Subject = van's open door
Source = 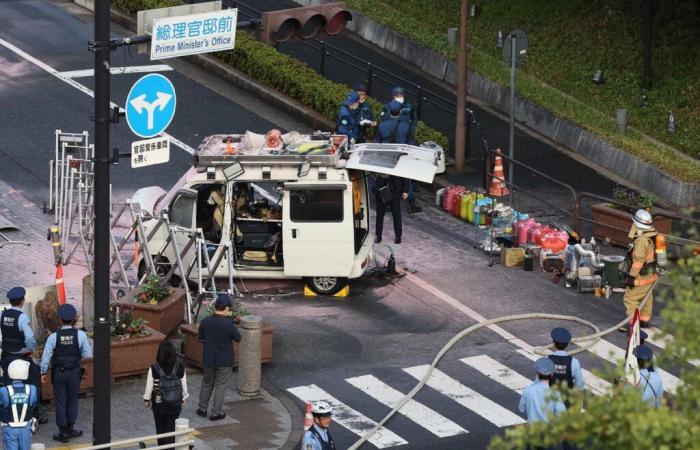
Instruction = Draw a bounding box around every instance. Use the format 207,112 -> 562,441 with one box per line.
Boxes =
282,183 -> 354,277
345,143 -> 439,183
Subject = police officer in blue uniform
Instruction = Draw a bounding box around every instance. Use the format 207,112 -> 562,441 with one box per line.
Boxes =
380,86 -> 417,141
351,83 -> 376,143
635,345 -> 663,408
302,401 -> 336,450
335,91 -> 361,142
1,287 -> 36,386
0,359 -> 38,450
548,327 -> 584,392
39,304 -> 92,443
519,357 -> 566,424
376,101 -> 410,144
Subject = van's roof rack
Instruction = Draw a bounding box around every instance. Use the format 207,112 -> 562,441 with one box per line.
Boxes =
193,132 -> 348,167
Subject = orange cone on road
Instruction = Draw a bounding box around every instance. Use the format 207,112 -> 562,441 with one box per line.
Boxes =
55,264 -> 66,305
489,148 -> 510,197
303,402 -> 313,431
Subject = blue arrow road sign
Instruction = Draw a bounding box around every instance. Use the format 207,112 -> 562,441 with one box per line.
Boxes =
125,73 -> 176,138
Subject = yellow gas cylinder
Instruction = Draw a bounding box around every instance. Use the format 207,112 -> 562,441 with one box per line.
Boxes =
459,191 -> 471,221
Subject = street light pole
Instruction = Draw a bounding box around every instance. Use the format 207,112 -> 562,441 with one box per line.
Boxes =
92,0 -> 111,443
454,0 -> 469,171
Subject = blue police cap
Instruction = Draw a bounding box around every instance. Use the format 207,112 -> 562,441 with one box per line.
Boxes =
534,357 -> 555,375
639,330 -> 648,341
551,327 -> 572,344
215,293 -> 232,308
345,91 -> 360,105
391,86 -> 404,96
634,345 -> 653,361
58,304 -> 77,321
388,100 -> 402,114
6,287 -> 26,302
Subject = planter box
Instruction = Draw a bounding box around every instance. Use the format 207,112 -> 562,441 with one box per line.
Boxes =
116,288 -> 187,336
591,203 -> 672,247
41,327 -> 165,400
180,322 -> 275,369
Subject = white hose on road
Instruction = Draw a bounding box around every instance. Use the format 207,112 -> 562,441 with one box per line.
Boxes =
346,281 -> 656,450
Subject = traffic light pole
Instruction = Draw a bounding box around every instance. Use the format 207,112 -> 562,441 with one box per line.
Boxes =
92,0 -> 111,443
454,0 -> 469,171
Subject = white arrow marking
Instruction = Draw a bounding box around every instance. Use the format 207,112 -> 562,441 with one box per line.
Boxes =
129,92 -> 173,130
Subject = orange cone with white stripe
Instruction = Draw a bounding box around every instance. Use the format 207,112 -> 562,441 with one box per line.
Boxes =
134,229 -> 140,267
303,402 -> 313,431
55,264 -> 66,305
489,148 -> 510,197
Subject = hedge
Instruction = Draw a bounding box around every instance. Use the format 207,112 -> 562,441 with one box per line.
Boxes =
111,0 -> 449,154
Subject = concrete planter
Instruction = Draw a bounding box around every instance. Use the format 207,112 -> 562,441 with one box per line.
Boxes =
591,203 -> 672,247
180,322 -> 275,369
116,288 -> 186,336
41,327 -> 165,400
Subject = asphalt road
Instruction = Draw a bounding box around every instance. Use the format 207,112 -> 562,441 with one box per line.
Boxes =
0,1 -> 689,450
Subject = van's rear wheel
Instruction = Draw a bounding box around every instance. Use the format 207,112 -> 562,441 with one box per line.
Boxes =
304,277 -> 348,296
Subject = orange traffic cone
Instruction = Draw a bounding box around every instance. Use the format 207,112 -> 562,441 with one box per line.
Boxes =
55,264 -> 66,305
489,148 -> 510,197
303,402 -> 313,431
134,229 -> 140,267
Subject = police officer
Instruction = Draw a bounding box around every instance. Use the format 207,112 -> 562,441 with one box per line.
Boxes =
0,359 -> 38,450
1,287 -> 36,385
39,304 -> 92,443
380,86 -> 417,141
548,327 -> 584,392
335,91 -> 360,142
302,400 -> 336,450
635,345 -> 663,408
352,83 -> 376,143
519,357 -> 566,424
620,209 -> 658,331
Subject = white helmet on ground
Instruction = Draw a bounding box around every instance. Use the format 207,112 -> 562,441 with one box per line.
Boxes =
8,359 -> 30,381
311,400 -> 333,416
633,209 -> 653,230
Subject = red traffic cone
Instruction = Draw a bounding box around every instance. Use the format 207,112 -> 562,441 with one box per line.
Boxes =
489,148 -> 510,197
55,264 -> 66,305
303,402 -> 313,431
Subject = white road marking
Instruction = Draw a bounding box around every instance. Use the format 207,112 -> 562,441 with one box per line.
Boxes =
58,64 -> 173,78
0,37 -> 196,155
644,328 -> 698,366
586,338 -> 682,393
516,349 -> 611,395
287,384 -> 408,448
403,365 -> 526,427
345,374 -> 468,438
460,355 -> 531,394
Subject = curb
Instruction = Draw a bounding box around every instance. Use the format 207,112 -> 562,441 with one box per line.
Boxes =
262,376 -> 305,450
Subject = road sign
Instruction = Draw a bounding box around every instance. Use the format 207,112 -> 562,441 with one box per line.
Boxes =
125,74 -> 176,138
503,29 -> 528,67
131,136 -> 170,168
150,8 -> 238,61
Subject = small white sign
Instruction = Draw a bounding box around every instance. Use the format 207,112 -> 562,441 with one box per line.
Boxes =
150,9 -> 238,61
131,136 -> 170,168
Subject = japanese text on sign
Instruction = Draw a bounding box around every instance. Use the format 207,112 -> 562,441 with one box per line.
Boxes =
151,8 -> 238,60
131,136 -> 171,168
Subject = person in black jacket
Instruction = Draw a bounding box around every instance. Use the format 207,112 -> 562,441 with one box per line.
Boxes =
374,174 -> 408,244
196,294 -> 241,421
142,341 -> 188,447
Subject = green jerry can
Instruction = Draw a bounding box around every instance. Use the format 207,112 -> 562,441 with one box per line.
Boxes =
465,193 -> 483,224
459,191 -> 471,221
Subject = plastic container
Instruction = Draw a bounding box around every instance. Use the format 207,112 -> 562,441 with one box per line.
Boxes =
459,192 -> 471,221
443,186 -> 463,214
452,190 -> 467,217
516,218 -> 535,246
602,255 -> 625,287
527,223 -> 542,244
474,198 -> 493,226
465,193 -> 480,223
435,188 -> 445,207
532,226 -> 552,246
541,231 -> 567,253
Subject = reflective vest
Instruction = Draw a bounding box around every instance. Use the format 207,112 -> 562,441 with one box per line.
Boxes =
51,328 -> 81,370
0,309 -> 24,353
0,384 -> 33,427
307,424 -> 336,450
548,354 -> 574,389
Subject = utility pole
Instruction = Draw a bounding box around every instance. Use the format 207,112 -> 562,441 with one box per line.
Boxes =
92,0 -> 111,443
454,0 -> 469,171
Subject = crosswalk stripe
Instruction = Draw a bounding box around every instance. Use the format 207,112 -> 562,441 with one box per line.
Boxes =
345,374 -> 468,438
460,355 -> 531,394
516,350 -> 612,395
403,365 -> 526,427
287,384 -> 408,448
586,339 -> 683,393
644,328 -> 699,366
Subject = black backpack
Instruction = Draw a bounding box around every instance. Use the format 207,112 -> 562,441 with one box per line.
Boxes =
154,361 -> 183,413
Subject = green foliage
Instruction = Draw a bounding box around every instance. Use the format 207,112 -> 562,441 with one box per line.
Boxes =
612,186 -> 657,210
135,274 -> 173,304
111,304 -> 151,340
111,0 -> 181,14
489,220 -> 700,450
346,0 -> 700,181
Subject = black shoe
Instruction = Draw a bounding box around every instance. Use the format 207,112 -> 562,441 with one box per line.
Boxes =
139,442 -> 147,449
38,415 -> 48,425
640,320 -> 650,328
395,237 -> 401,244
53,431 -> 70,443
66,427 -> 83,439
196,408 -> 207,418
375,236 -> 382,243
209,413 -> 226,421
407,205 -> 422,214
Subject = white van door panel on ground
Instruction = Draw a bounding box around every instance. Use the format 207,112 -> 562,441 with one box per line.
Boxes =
345,143 -> 439,184
283,183 -> 354,277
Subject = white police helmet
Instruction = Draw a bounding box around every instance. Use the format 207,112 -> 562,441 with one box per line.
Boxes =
8,359 -> 30,381
311,400 -> 333,416
633,209 -> 653,230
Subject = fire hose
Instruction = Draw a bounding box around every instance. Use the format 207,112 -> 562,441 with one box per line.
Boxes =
347,280 -> 657,450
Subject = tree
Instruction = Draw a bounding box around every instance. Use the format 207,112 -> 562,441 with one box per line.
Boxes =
489,224 -> 700,450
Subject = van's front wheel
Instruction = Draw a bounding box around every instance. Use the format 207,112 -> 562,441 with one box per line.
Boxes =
304,277 -> 348,296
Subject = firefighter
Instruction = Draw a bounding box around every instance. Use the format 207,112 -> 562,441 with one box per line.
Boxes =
352,83 -> 376,143
620,209 -> 658,331
302,401 -> 336,450
335,92 -> 360,142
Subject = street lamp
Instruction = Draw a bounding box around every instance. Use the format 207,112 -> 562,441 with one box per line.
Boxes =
497,30 -> 503,48
667,112 -> 676,133
637,93 -> 649,107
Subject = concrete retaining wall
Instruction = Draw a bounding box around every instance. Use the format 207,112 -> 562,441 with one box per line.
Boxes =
293,0 -> 700,207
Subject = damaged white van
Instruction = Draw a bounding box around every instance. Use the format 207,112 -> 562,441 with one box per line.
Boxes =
131,131 -> 443,295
